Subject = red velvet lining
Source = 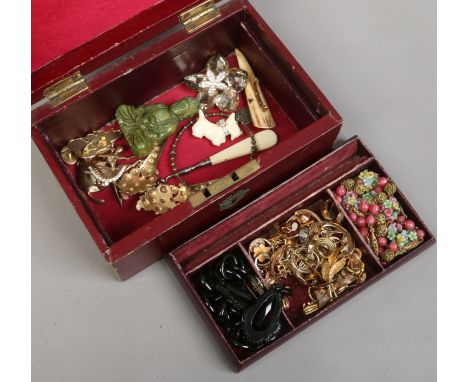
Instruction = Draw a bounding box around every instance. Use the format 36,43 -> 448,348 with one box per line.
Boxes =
32,0 -> 163,71
63,54 -> 298,243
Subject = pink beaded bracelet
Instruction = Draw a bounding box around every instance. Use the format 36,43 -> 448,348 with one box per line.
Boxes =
335,170 -> 425,262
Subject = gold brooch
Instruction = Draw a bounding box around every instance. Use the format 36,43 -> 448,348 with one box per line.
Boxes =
249,200 -> 367,316
136,184 -> 190,215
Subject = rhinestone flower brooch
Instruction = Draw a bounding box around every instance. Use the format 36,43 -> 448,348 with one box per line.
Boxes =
184,55 -> 248,112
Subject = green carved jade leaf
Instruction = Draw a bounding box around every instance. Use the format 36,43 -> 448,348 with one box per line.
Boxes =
116,97 -> 200,158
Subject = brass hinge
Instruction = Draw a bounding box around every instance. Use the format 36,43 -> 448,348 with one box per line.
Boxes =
43,71 -> 89,107
179,0 -> 221,33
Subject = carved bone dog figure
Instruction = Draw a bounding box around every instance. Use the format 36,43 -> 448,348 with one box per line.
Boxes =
192,110 -> 243,146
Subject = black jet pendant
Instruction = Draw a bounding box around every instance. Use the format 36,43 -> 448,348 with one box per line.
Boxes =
198,253 -> 291,350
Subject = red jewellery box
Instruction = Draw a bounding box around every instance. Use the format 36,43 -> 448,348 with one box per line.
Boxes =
32,0 -> 342,280
32,0 -> 434,371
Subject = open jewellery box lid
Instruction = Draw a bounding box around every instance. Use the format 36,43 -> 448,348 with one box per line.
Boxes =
31,0 -> 227,107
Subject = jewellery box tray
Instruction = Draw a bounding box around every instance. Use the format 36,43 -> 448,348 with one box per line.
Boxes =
168,136 -> 435,370
31,0 -> 341,280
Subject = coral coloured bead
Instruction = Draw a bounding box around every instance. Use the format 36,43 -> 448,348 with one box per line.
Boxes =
417,229 -> 426,240
359,200 -> 369,213
369,204 -> 380,214
349,212 -> 358,222
389,242 -> 399,252
356,217 -> 367,227
397,215 -> 406,223
335,185 -> 346,197
404,219 -> 415,231
366,215 -> 376,226
359,227 -> 369,237
378,177 -> 389,187
378,237 -> 388,247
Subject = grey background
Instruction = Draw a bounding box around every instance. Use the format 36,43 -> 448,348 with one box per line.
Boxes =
32,0 -> 436,381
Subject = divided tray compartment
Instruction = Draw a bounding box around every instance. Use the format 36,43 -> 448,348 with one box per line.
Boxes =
182,243 -> 295,365
322,159 -> 434,269
169,137 -> 435,370
31,0 -> 342,278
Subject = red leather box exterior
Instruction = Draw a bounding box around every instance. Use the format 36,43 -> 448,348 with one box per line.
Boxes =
169,136 -> 435,370
31,0 -> 342,280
